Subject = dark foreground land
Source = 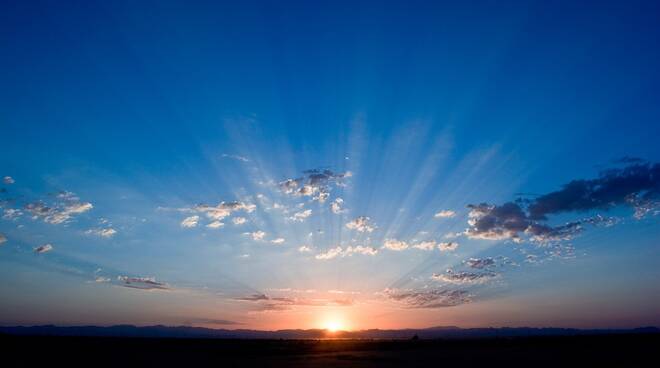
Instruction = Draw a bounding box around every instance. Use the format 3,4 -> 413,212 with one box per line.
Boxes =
3,333 -> 658,367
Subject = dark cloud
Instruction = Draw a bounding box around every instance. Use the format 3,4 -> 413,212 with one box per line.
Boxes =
117,276 -> 169,290
528,162 -> 660,220
279,169 -> 351,203
432,269 -> 499,284
383,288 -> 471,308
464,257 -> 495,269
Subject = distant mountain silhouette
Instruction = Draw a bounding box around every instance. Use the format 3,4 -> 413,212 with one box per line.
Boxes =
1,325 -> 658,339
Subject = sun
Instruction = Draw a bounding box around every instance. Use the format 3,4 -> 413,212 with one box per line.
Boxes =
324,320 -> 344,332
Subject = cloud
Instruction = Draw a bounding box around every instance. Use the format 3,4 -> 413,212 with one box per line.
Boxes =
34,243 -> 53,253
117,276 -> 169,290
346,216 -> 376,233
94,276 -> 111,283
181,215 -> 200,228
412,240 -> 437,251
234,292 -> 354,311
527,162 -> 660,220
383,239 -> 409,251
192,201 -> 256,221
438,242 -> 459,251
206,221 -> 224,229
85,228 -> 117,238
246,230 -> 266,241
235,293 -> 269,301
3,176 -> 14,185
383,288 -> 471,308
271,237 -> 285,245
315,245 -> 378,260
3,208 -> 23,220
221,153 -> 250,162
25,191 -> 93,225
232,217 -> 247,225
0,233 -> 6,245
279,169 -> 352,203
434,210 -> 456,218
289,209 -> 312,222
184,318 -> 242,326
464,257 -> 495,269
330,198 -> 345,214
298,245 -> 312,253
431,269 -> 499,284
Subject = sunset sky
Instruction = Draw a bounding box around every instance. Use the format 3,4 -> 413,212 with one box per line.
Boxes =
1,1 -> 660,331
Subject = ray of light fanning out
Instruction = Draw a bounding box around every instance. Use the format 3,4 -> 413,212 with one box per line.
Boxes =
1,0 -> 660,330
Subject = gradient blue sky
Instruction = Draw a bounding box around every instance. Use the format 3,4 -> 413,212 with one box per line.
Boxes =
1,0 -> 660,330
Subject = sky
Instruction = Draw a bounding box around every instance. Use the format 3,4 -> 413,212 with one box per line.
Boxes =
1,0 -> 660,331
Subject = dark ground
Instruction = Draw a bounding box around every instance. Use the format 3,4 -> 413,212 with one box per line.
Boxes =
2,333 -> 657,367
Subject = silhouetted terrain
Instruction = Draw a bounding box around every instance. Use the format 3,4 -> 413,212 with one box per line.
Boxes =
2,327 -> 659,367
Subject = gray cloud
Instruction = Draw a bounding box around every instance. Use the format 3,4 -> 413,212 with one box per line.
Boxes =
117,276 -> 169,290
34,243 -> 53,254
25,191 -> 93,225
383,288 -> 471,308
431,269 -> 499,284
464,257 -> 495,269
279,169 -> 352,203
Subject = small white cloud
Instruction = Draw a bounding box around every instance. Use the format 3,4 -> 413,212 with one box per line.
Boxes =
383,239 -> 409,251
181,215 -> 200,228
412,240 -> 437,251
221,153 -> 250,162
206,221 -> 225,229
232,217 -> 247,225
346,216 -> 375,233
330,198 -> 345,214
95,276 -> 111,283
2,208 -> 22,220
34,243 -> 53,253
289,209 -> 312,222
315,245 -> 378,260
434,210 -> 456,218
438,242 -> 459,251
85,228 -> 117,238
3,176 -> 15,185
246,230 -> 266,241
271,237 -> 285,245
298,245 -> 312,253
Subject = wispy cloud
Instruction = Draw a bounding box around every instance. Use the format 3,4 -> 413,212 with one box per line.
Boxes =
434,210 -> 456,218
315,245 -> 378,260
383,288 -> 471,308
221,153 -> 250,162
25,191 -> 93,225
180,215 -> 200,228
85,228 -> 117,238
117,276 -> 169,290
289,209 -> 312,222
431,269 -> 499,284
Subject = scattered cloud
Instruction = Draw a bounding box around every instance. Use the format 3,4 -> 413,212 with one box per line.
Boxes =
298,245 -> 312,253
3,176 -> 14,185
234,292 -> 354,311
181,215 -> 200,228
346,216 -> 376,233
232,217 -> 247,225
432,269 -> 499,284
2,208 -> 22,220
85,228 -> 117,238
34,243 -> 53,253
271,237 -> 285,245
434,210 -> 456,218
192,201 -> 256,221
383,239 -> 409,251
279,169 -> 352,203
117,276 -> 169,290
315,245 -> 378,260
221,153 -> 250,162
25,191 -> 93,225
206,221 -> 224,229
438,241 -> 459,251
464,257 -> 495,269
246,230 -> 266,241
289,209 -> 312,222
383,288 -> 471,308
330,198 -> 345,214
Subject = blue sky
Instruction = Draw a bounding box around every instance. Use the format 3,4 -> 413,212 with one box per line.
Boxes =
1,0 -> 660,330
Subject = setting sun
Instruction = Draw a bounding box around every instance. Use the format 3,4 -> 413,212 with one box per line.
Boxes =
323,320 -> 344,332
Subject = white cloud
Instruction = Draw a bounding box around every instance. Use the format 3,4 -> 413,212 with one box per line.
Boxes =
206,221 -> 224,229
3,176 -> 14,185
191,201 -> 256,222
289,209 -> 312,222
383,239 -> 409,251
232,217 -> 247,225
345,216 -> 375,233
412,240 -> 437,251
25,192 -> 93,225
221,153 -> 250,162
3,208 -> 22,220
246,230 -> 266,241
434,210 -> 456,218
438,242 -> 459,251
271,237 -> 285,245
181,215 -> 200,228
298,245 -> 312,253
85,228 -> 117,238
315,245 -> 378,260
330,198 -> 345,214
34,243 -> 53,253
